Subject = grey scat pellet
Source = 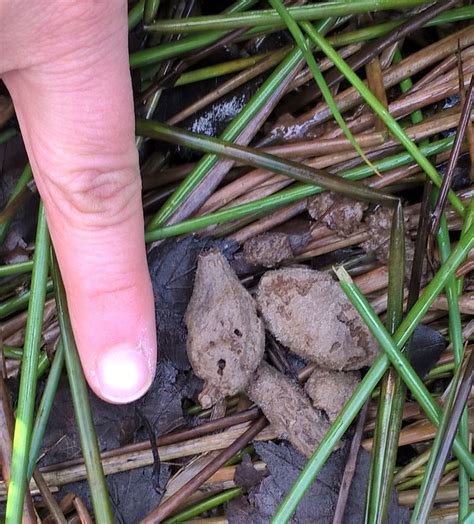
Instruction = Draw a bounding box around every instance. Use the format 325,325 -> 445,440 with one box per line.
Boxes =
256,267 -> 379,370
186,250 -> 265,408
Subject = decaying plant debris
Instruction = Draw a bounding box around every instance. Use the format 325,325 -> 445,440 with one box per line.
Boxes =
243,231 -> 294,267
0,0 -> 473,521
308,192 -> 368,237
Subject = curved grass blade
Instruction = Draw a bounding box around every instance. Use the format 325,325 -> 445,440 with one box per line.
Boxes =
141,136 -> 454,243
300,23 -> 465,217
271,229 -> 474,523
51,252 -> 113,523
6,203 -> 50,523
267,0 -> 379,176
137,120 -> 397,207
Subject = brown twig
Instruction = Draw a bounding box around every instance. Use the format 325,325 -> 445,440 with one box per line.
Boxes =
73,497 -> 94,524
408,180 -> 433,309
332,401 -> 370,524
288,0 -> 458,114
286,27 -> 474,139
458,43 -> 474,180
140,416 -> 267,523
365,56 -> 389,133
41,407 -> 260,473
33,469 -> 67,524
428,75 -> 474,255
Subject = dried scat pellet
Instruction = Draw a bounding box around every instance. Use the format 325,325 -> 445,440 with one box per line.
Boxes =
186,250 -> 265,408
246,362 -> 330,458
305,368 -> 360,422
257,267 -> 379,370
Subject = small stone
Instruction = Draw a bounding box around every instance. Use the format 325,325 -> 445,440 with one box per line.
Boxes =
256,267 -> 378,370
186,250 -> 265,408
305,369 -> 360,422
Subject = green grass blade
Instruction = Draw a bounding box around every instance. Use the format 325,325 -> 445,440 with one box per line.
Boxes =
130,0 -> 258,68
6,203 -> 50,523
51,252 -> 113,523
146,1 -> 428,33
140,135 -> 454,243
137,120 -> 397,207
268,0 -> 379,175
143,0 -> 160,25
411,351 -> 474,522
335,270 -> 473,472
434,214 -> 470,519
173,51 -> 278,87
163,488 -> 242,523
301,23 -> 465,217
458,197 -> 474,295
0,164 -> 32,245
365,202 -> 405,523
366,47 -> 427,522
27,342 -> 64,479
128,0 -> 145,31
145,17 -> 334,230
0,280 -> 54,319
0,260 -> 33,277
2,347 -> 49,378
271,227 -> 474,522
327,6 -> 474,47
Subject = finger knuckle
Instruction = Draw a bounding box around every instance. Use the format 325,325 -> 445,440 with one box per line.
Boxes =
48,167 -> 141,228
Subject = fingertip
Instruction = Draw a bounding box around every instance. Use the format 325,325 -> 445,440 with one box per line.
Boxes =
93,342 -> 155,404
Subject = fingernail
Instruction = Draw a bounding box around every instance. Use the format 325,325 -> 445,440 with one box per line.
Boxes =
95,344 -> 152,404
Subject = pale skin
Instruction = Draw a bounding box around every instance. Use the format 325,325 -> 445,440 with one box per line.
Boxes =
0,1 -> 157,403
